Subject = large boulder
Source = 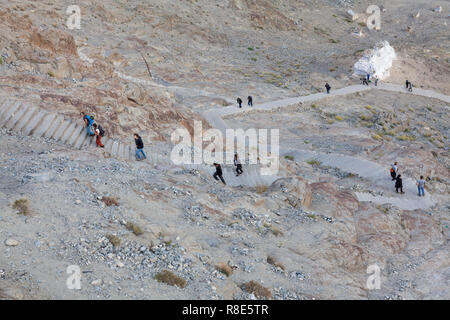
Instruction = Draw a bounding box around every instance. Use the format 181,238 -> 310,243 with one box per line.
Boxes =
269,176 -> 312,208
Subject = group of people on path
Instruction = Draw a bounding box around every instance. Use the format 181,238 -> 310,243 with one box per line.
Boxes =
212,153 -> 244,185
81,112 -> 105,148
390,162 -> 426,197
237,96 -> 253,108
81,112 -> 147,161
361,73 -> 378,86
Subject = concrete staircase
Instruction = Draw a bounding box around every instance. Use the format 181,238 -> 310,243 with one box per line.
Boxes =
0,98 -> 145,161
0,97 -> 276,187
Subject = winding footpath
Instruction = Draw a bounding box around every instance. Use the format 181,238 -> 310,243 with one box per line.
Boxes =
202,83 -> 449,210
1,75 -> 448,209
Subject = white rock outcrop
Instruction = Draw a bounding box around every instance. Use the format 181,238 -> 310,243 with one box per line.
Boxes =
353,41 -> 396,80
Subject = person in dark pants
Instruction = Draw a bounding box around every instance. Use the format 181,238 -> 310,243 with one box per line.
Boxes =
405,80 -> 409,89
234,153 -> 243,176
237,98 -> 243,108
213,163 -> 226,185
362,78 -> 368,86
325,83 -> 331,94
134,133 -> 147,161
247,96 -> 253,107
408,82 -> 413,92
395,174 -> 404,193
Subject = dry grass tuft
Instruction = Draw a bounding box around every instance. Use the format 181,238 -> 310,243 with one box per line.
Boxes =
255,185 -> 268,194
267,255 -> 285,271
106,234 -> 121,247
12,198 -> 30,215
270,226 -> 284,237
241,281 -> 272,299
126,222 -> 143,236
102,196 -> 119,206
154,270 -> 186,288
215,262 -> 233,277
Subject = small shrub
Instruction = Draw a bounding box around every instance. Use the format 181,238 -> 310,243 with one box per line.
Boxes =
366,105 -> 372,110
327,119 -> 334,124
386,130 -> 395,136
0,57 -> 3,65
371,134 -> 382,141
306,159 -> 320,166
12,198 -> 30,215
307,213 -> 317,220
267,256 -> 285,271
358,22 -> 366,27
126,222 -> 143,235
106,234 -> 121,247
397,135 -> 415,141
241,281 -> 272,299
102,196 -> 119,206
335,115 -> 343,121
215,262 -> 233,277
284,155 -> 294,161
155,270 -> 186,288
247,47 -> 254,51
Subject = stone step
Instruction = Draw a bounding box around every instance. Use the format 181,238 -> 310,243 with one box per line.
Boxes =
81,134 -> 95,149
104,138 -> 113,154
125,145 -> 132,161
32,113 -> 57,137
0,98 -> 10,116
13,107 -> 39,132
0,101 -> 22,127
44,115 -> 65,139
111,140 -> 119,157
118,143 -> 125,159
53,119 -> 71,141
4,103 -> 28,130
23,110 -> 48,136
68,125 -> 84,147
73,127 -> 90,149
60,121 -> 79,144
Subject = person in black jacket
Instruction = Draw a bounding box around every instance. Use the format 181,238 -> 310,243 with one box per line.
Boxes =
134,133 -> 147,161
213,163 -> 226,185
325,83 -> 331,94
395,174 -> 404,193
247,96 -> 253,107
237,97 -> 243,108
234,153 -> 243,176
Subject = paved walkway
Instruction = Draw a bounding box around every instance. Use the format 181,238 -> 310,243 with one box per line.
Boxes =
202,83 -> 449,209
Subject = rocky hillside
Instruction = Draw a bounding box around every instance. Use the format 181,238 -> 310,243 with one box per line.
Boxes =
0,0 -> 448,300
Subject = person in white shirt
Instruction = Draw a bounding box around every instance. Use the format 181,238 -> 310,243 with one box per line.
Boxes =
234,153 -> 243,176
